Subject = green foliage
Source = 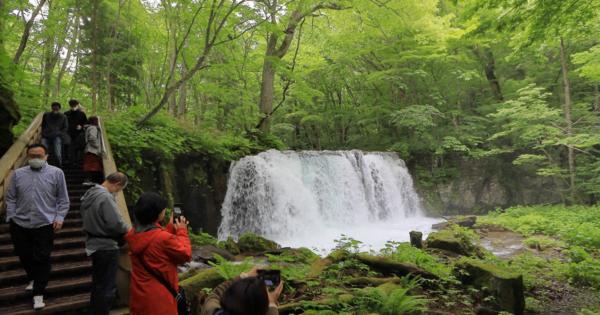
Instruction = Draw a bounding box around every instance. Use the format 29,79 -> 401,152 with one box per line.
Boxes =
567,247 -> 600,289
189,232 -> 218,247
207,254 -> 253,280
351,280 -> 428,315
523,235 -> 566,251
479,205 -> 600,249
380,242 -> 452,279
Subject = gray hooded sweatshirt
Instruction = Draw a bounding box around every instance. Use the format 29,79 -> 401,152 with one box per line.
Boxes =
80,184 -> 129,255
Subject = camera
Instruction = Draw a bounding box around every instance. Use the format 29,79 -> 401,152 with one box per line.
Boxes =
257,269 -> 281,287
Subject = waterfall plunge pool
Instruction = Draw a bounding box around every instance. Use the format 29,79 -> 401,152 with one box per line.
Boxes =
218,150 -> 442,254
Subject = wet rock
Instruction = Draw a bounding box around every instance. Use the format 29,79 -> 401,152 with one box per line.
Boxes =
455,258 -> 525,315
179,268 -> 225,294
409,231 -> 423,248
237,233 -> 280,253
432,215 -> 477,230
194,245 -> 234,263
426,228 -> 479,256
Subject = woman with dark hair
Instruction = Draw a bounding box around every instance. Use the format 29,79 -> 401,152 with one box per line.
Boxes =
82,116 -> 104,185
126,192 -> 192,315
200,266 -> 283,315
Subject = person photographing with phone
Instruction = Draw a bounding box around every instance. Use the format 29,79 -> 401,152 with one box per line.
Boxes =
126,192 -> 192,315
200,266 -> 284,315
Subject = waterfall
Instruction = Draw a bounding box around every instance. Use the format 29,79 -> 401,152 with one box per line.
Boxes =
218,150 -> 439,252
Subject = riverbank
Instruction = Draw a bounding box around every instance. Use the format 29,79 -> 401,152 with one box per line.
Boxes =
180,205 -> 600,314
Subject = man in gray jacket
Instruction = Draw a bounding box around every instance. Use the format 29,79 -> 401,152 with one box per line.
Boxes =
80,172 -> 129,315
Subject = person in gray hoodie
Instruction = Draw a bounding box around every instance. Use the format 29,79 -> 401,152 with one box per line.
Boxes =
80,172 -> 130,315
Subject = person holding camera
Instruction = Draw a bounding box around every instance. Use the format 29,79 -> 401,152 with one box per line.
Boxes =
200,266 -> 284,315
126,192 -> 192,315
80,172 -> 130,315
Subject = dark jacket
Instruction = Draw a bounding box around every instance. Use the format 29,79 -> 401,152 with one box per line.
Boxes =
64,109 -> 88,136
42,111 -> 68,138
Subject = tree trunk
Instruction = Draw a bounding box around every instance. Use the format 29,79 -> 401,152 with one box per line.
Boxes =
559,37 -> 576,203
473,45 -> 503,101
90,0 -> 100,113
13,0 -> 47,64
594,84 -> 599,112
258,51 -> 277,132
56,14 -> 79,98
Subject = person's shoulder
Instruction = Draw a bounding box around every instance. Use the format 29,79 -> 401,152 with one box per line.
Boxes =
14,165 -> 30,175
45,165 -> 65,176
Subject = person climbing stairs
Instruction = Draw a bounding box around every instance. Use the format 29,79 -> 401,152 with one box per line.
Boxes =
0,166 -> 92,314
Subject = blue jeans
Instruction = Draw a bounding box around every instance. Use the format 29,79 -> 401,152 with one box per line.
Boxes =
42,136 -> 62,166
90,249 -> 120,315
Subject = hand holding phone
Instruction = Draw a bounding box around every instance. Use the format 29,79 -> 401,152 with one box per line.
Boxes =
257,269 -> 281,287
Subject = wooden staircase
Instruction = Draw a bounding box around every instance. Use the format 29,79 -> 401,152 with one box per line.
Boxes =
0,114 -> 132,314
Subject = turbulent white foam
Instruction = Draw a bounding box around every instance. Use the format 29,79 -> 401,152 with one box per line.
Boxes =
218,150 -> 440,253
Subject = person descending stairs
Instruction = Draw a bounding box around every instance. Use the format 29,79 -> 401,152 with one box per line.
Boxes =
0,165 -> 93,314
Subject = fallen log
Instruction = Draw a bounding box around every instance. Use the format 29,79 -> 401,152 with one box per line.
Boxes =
356,254 -> 438,279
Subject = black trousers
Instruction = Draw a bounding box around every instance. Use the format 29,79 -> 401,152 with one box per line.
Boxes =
90,249 -> 120,315
9,222 -> 54,295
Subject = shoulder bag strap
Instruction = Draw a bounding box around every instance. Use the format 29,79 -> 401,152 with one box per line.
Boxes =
136,232 -> 179,298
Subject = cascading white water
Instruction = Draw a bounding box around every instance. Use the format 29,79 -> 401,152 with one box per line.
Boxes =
218,150 -> 440,253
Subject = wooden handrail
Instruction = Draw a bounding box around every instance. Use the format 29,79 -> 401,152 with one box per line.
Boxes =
98,117 -> 131,225
0,113 -> 44,217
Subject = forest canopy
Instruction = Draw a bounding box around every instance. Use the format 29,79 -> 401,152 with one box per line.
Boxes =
1,0 -> 599,203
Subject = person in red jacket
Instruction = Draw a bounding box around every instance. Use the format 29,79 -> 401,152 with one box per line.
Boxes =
125,192 -> 192,315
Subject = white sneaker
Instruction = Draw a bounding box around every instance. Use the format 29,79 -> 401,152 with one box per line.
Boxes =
33,295 -> 45,310
25,281 -> 33,291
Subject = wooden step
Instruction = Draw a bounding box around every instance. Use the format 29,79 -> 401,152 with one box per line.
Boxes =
0,248 -> 87,272
0,292 -> 89,315
0,276 -> 91,306
0,227 -> 85,245
0,236 -> 85,256
0,219 -> 82,234
0,261 -> 92,287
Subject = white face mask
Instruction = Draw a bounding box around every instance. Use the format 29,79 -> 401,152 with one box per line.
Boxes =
28,158 -> 46,170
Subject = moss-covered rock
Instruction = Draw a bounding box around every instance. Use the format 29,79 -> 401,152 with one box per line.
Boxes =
179,268 -> 225,295
217,236 -> 240,255
237,233 -> 280,253
194,245 -> 234,263
454,258 -> 525,315
426,226 -> 480,256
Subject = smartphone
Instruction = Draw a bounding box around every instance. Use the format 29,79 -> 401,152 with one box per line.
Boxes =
257,269 -> 281,287
173,206 -> 182,220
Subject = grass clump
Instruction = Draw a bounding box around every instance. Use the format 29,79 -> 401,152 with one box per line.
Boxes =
380,242 -> 453,279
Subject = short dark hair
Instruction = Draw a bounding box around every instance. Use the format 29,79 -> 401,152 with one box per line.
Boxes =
68,99 -> 79,107
106,172 -> 128,186
27,143 -> 47,154
134,192 -> 168,225
88,116 -> 99,126
51,102 -> 61,109
221,277 -> 269,315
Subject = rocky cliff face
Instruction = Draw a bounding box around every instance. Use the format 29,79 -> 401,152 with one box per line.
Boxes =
418,158 -> 563,215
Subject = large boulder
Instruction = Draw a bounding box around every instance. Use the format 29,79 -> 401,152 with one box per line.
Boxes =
426,227 -> 480,257
179,268 -> 225,295
455,258 -> 525,315
237,233 -> 280,253
432,215 -> 477,230
194,245 -> 234,263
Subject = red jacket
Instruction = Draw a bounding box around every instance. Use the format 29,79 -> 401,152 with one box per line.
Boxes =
125,224 -> 192,315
